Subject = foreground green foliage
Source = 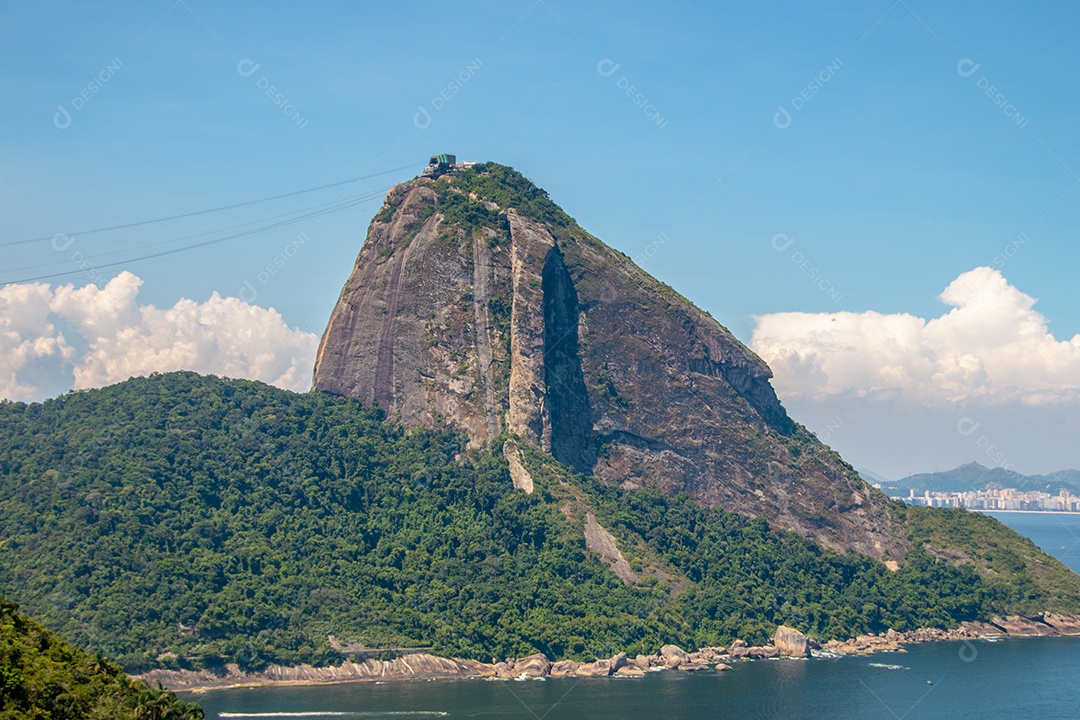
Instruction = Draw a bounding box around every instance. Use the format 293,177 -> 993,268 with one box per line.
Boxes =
0,595 -> 202,719
1,373 -> 1077,673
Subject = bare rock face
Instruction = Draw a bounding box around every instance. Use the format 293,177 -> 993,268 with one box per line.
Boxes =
616,666 -> 646,677
583,513 -> 637,584
134,653 -> 494,691
515,653 -> 552,677
549,659 -> 580,677
746,646 -> 779,659
679,662 -> 711,671
313,183 -> 503,444
312,164 -> 907,561
1042,613 -> 1080,635
505,211 -> 556,448
773,625 -> 811,657
572,658 -> 614,677
728,639 -> 749,659
503,439 -> 534,494
990,615 -> 1058,636
660,644 -> 689,662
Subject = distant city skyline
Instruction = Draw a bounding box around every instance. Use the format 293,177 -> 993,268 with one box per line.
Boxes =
898,486 -> 1080,513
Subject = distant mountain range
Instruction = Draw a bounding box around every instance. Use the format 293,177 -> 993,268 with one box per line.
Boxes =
862,462 -> 1080,496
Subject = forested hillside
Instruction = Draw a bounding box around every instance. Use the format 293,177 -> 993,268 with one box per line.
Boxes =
0,594 -> 202,719
1,373 -> 1077,672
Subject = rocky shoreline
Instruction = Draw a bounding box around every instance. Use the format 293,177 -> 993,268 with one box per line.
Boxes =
142,614 -> 1080,694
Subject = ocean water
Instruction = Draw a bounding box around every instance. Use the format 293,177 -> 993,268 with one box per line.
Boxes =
186,512 -> 1080,719
985,511 -> 1080,574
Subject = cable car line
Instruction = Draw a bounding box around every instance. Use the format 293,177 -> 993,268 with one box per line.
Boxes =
6,187 -> 389,275
3,185 -> 390,284
0,163 -> 414,248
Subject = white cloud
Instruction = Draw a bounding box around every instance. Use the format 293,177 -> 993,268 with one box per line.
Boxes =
751,267 -> 1080,476
0,272 -> 318,402
0,283 -> 76,401
751,267 -> 1080,406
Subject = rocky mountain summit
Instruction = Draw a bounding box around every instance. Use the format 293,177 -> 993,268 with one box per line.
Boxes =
314,162 -> 904,561
4,162 -> 1080,675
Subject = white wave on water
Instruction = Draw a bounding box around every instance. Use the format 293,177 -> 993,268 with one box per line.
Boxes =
218,712 -> 449,718
219,713 -> 355,718
867,663 -> 908,670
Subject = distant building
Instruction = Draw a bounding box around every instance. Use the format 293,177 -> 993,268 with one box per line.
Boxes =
421,153 -> 476,179
894,486 -> 1080,512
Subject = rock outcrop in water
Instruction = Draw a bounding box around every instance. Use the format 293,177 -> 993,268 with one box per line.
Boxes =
313,163 -> 905,560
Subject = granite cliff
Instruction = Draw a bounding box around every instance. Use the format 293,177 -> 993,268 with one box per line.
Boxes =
313,162 -> 905,561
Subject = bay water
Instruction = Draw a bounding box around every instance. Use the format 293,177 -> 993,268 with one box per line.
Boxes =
186,512 -> 1080,719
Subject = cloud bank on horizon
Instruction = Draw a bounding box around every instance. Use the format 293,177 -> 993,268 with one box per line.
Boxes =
2,265 -> 1076,476
751,267 -> 1080,408
0,271 -> 317,402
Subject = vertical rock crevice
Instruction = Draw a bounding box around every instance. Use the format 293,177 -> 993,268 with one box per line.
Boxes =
372,245 -> 409,410
471,232 -> 501,439
542,245 -> 595,473
505,212 -> 553,448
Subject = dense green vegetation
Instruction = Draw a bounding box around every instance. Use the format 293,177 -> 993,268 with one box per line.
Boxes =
0,594 -> 202,719
901,504 -> 1080,614
431,179 -> 506,236
1,373 -> 1077,674
0,374 -> 677,671
588,485 -> 991,645
441,163 -> 573,228
430,163 -> 590,247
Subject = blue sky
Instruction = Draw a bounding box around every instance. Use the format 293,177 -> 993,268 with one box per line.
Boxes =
2,1 -> 1078,477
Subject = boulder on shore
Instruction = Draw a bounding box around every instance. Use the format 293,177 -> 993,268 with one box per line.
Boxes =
773,625 -> 810,657
661,644 -> 688,669
616,666 -> 646,677
747,646 -> 779,659
573,659 -> 613,677
516,653 -> 551,677
728,640 -> 749,659
549,660 -> 580,677
697,646 -> 726,661
678,662 -> 711,671
660,644 -> 689,661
